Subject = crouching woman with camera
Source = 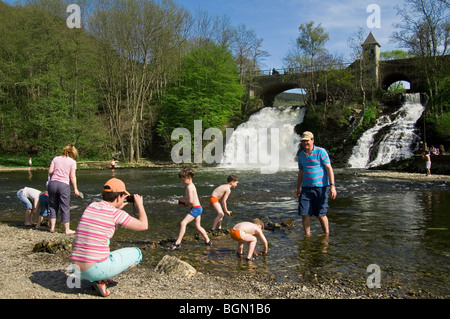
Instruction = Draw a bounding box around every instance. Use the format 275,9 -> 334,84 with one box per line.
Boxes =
70,178 -> 148,297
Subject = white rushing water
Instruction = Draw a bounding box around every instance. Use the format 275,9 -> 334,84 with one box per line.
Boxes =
219,106 -> 305,173
348,93 -> 424,168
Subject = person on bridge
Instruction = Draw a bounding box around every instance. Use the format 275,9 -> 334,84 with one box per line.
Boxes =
296,131 -> 337,236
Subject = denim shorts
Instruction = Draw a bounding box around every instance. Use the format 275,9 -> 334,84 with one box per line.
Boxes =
298,186 -> 329,217
17,189 -> 33,210
39,193 -> 50,217
78,247 -> 142,282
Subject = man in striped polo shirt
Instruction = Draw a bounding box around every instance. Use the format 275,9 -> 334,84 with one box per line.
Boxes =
296,131 -> 337,236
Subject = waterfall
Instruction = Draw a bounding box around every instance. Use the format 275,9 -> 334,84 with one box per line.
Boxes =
348,93 -> 424,168
219,106 -> 305,172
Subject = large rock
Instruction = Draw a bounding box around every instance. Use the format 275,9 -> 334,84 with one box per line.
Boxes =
155,255 -> 197,278
33,239 -> 72,254
282,217 -> 295,227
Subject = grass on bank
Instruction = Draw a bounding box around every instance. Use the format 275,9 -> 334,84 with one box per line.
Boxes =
0,155 -> 110,168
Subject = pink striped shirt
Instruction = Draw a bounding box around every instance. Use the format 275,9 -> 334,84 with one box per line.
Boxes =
71,201 -> 131,263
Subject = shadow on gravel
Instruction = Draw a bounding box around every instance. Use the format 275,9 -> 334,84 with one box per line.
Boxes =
30,269 -> 95,296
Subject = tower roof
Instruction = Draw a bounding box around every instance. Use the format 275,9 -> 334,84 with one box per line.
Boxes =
362,32 -> 381,47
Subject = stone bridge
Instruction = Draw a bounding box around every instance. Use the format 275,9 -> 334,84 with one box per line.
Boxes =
251,58 -> 430,107
251,33 -> 448,107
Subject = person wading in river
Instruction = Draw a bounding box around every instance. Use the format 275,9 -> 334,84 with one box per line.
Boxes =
296,131 -> 337,236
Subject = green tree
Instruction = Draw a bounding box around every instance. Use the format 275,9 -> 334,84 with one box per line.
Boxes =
157,43 -> 244,149
380,49 -> 409,60
296,21 -> 329,103
88,0 -> 188,163
392,0 -> 449,113
0,1 -> 108,159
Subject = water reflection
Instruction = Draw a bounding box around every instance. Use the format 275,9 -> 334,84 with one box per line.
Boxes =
0,168 -> 448,296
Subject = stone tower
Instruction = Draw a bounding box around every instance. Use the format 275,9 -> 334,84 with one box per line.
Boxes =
362,32 -> 381,89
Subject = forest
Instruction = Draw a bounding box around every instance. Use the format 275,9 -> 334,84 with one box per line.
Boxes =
0,0 -> 448,165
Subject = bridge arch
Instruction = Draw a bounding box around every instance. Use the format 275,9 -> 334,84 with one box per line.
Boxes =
252,72 -> 312,107
259,82 -> 307,107
380,72 -> 413,91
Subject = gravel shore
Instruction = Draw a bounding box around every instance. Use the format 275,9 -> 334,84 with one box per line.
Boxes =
1,167 -> 447,300
354,170 -> 450,183
0,221 -> 402,300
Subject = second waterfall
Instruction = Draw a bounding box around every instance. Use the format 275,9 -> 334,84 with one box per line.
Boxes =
348,93 -> 424,168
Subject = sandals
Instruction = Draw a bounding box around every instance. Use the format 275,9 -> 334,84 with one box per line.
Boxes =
236,252 -> 254,260
93,281 -> 110,297
168,243 -> 181,251
205,240 -> 213,246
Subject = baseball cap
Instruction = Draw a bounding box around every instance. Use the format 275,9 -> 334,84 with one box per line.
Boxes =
103,178 -> 130,195
301,131 -> 314,141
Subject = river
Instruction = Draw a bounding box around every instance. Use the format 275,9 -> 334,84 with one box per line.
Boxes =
0,167 -> 448,297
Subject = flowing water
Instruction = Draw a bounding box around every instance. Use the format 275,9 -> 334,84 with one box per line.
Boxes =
219,106 -> 305,172
1,167 -> 449,297
1,103 -> 448,297
349,93 -> 424,168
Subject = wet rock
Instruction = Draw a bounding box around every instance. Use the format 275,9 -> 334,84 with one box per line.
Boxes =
282,218 -> 295,227
155,255 -> 197,278
265,222 -> 281,231
208,229 -> 230,237
33,239 -> 72,254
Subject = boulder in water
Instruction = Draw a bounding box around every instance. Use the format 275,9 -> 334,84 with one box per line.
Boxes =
155,255 -> 197,278
282,218 -> 295,227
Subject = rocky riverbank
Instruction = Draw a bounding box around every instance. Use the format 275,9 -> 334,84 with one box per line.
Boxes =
1,222 -> 446,300
1,166 -> 448,300
354,170 -> 450,183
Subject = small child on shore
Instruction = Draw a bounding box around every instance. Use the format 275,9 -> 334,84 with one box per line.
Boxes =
210,175 -> 239,232
169,168 -> 212,250
35,191 -> 50,228
230,219 -> 268,261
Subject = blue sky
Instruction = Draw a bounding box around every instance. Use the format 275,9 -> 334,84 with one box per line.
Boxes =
175,0 -> 407,69
3,0 -> 407,69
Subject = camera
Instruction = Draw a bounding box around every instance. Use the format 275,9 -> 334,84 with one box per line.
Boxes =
125,195 -> 135,203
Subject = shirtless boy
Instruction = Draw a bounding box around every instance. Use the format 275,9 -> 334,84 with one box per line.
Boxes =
230,219 -> 268,260
210,175 -> 239,231
169,168 -> 212,250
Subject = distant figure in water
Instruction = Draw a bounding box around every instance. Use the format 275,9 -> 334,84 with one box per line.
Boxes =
422,151 -> 431,176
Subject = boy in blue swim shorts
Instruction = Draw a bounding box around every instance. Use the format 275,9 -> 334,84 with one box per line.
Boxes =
168,168 -> 212,250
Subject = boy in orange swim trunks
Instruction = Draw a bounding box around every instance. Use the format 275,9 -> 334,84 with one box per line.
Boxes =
230,219 -> 268,261
210,175 -> 239,231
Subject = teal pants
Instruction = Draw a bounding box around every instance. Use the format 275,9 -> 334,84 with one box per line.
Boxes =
79,247 -> 142,282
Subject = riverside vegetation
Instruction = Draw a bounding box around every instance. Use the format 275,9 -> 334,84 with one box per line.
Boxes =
0,0 -> 448,168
